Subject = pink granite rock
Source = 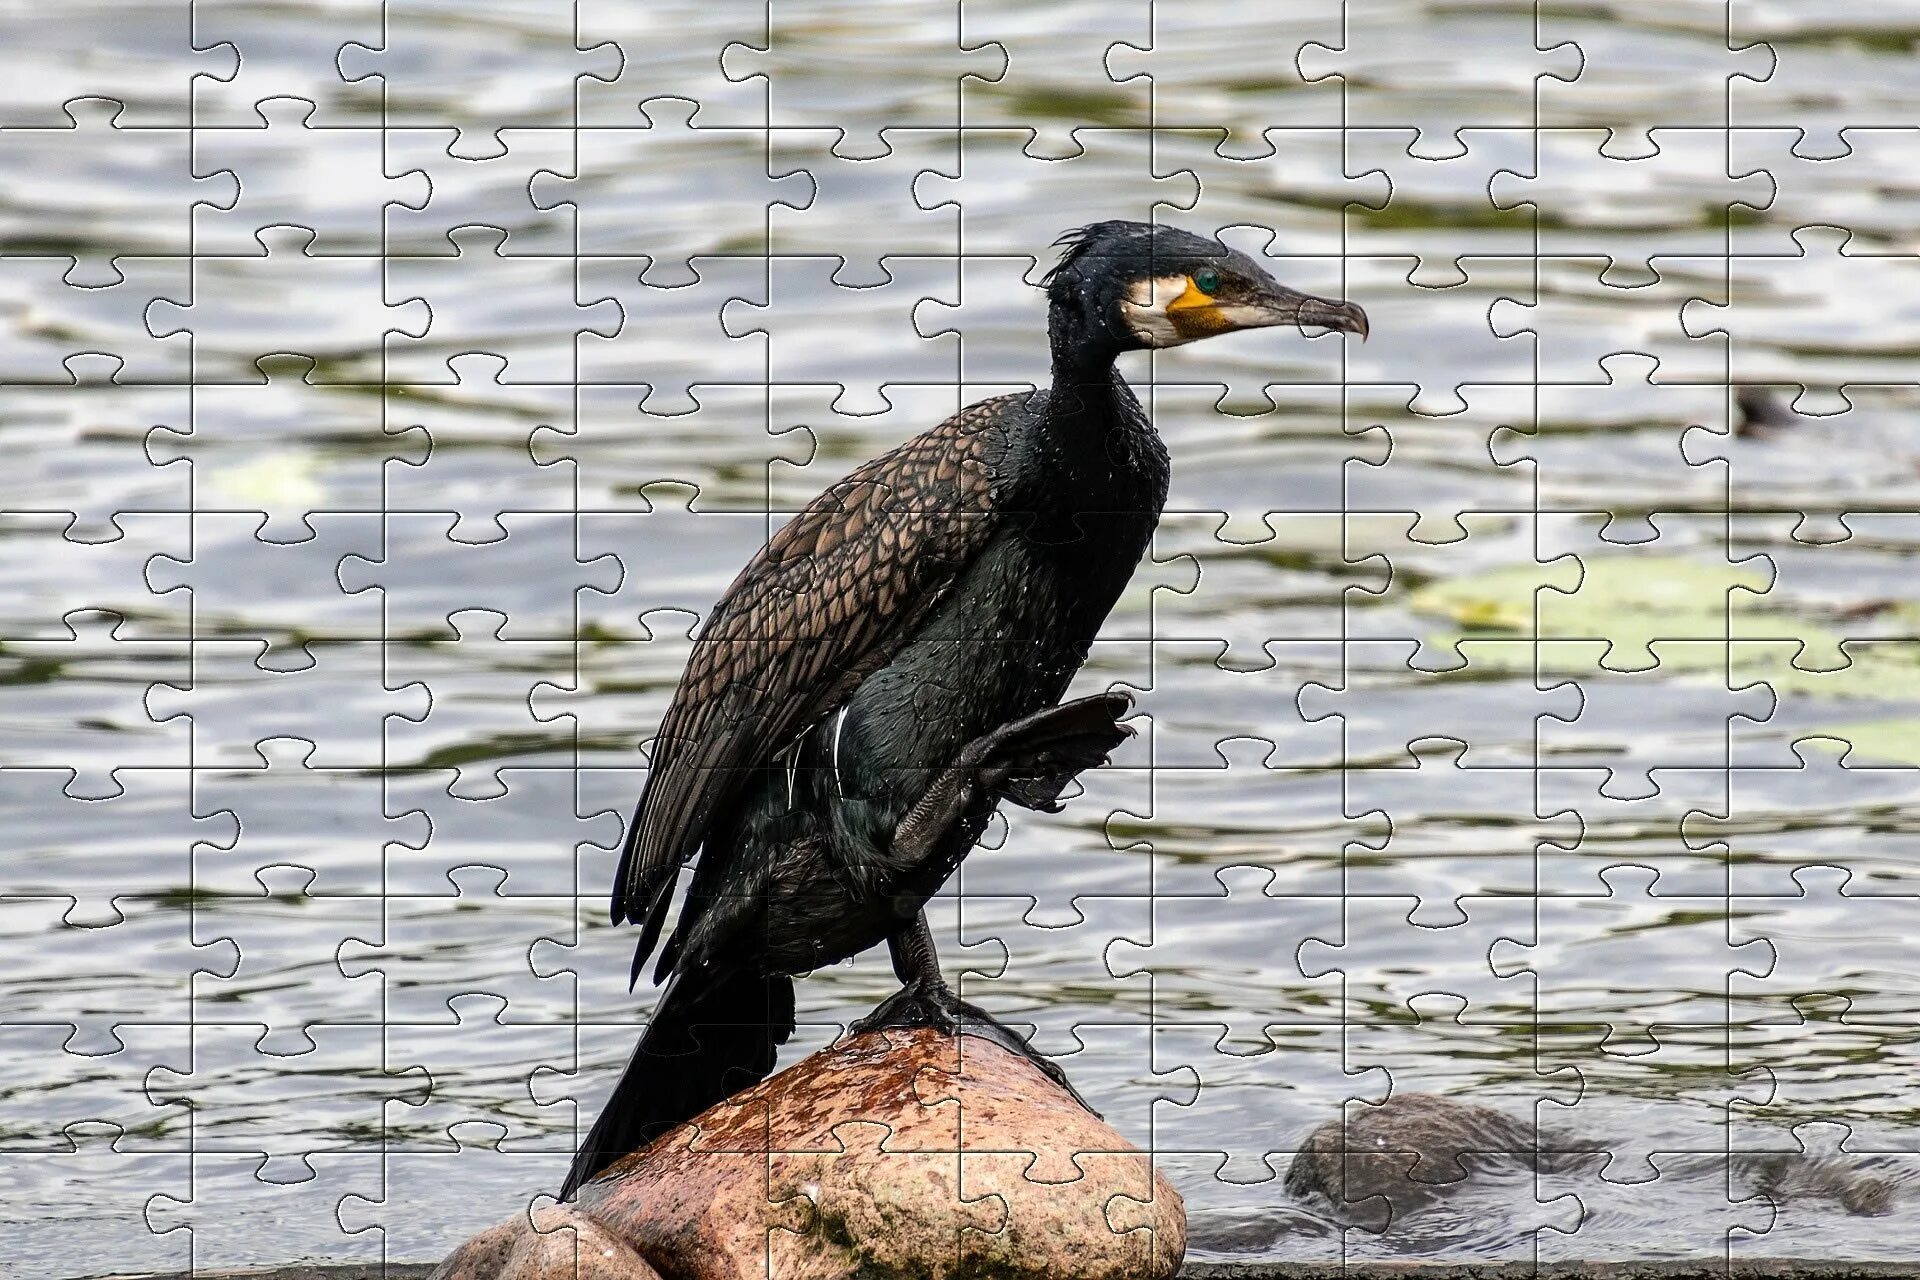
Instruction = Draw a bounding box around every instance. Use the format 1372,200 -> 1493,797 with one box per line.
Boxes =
431,1027 -> 1184,1280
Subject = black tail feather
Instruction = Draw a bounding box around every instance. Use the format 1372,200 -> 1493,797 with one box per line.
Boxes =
561,966 -> 796,1199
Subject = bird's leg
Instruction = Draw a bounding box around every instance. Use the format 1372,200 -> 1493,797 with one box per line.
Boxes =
852,913 -> 1098,1115
843,694 -> 1137,1117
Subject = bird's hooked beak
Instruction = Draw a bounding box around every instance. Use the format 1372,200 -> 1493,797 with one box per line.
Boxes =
1125,267 -> 1370,347
1223,281 -> 1370,341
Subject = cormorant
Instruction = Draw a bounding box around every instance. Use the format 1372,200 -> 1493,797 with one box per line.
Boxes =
563,220 -> 1369,1197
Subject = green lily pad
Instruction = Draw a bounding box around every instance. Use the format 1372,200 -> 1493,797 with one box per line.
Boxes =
1801,718 -> 1920,767
1416,555 -> 1920,695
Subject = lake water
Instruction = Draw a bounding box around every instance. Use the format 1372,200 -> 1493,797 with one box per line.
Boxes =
5,0 -> 1920,1274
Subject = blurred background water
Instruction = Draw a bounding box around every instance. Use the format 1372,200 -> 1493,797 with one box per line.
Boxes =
5,0 -> 1920,1273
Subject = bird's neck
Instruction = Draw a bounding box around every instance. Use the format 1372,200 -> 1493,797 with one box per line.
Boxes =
1044,305 -> 1140,438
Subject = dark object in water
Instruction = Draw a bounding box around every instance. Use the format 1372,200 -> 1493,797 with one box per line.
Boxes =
564,221 -> 1368,1197
1284,1092 -> 1562,1211
1734,385 -> 1804,438
1748,1152 -> 1898,1218
1285,1092 -> 1901,1223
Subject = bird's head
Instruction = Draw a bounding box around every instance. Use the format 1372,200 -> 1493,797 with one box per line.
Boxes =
1042,220 -> 1368,356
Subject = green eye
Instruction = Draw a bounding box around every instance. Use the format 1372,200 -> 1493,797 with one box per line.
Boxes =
1192,267 -> 1221,295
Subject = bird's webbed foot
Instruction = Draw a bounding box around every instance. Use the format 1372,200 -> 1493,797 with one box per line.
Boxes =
891,692 -> 1136,864
848,977 -> 1100,1117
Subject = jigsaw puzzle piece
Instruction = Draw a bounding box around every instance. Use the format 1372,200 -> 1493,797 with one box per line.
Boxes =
1296,1 -> 1580,158
1495,256 -> 1725,387
390,127 -> 577,256
146,1152 -> 388,1270
147,512 -> 387,648
1731,865 -> 1920,1025
551,385 -> 811,514
187,865 -> 384,1046
917,129 -> 1182,274
768,127 -> 959,280
6,768 -> 228,912
338,865 -> 576,1024
1534,5 -> 1768,131
0,99 -> 236,284
0,895 -> 235,1054
576,255 -> 766,408
1342,738 -> 1581,923
1,1121 -> 192,1277
1499,354 -> 1731,517
1105,739 -> 1345,898
145,227 -> 428,382
1725,1118 -> 1920,1234
1687,386 -> 1920,515
948,894 -> 1152,1056
190,740 -> 425,896
1110,866 -> 1344,1049
1,255 -> 192,383
147,637 -> 428,769
339,1121 -> 568,1265
381,355 -> 576,540
146,1023 -> 428,1167
1731,128 -> 1920,256
189,0 -> 380,126
384,767 -> 620,896
1149,1021 -> 1377,1183
1344,391 -> 1540,545
0,1023 -> 191,1150
6,4 -> 220,122
1297,637 -> 1582,767
727,0 -> 1003,155
1534,766 -> 1730,898
1346,258 -> 1533,415
1152,384 -> 1387,531
194,97 -> 424,256
1106,2 -> 1345,144
1492,129 -> 1771,284
1689,746 -> 1920,898
1301,892 -> 1539,1026
377,614 -> 580,789
1133,638 -> 1346,768
731,257 -> 960,412
1728,4 -> 1920,152
0,615 -> 192,788
1342,129 -> 1535,285
951,760 -> 1151,915
1145,511 -> 1379,668
575,0 -> 767,126
532,103 -> 806,265
955,0 -> 1148,155
1679,227 -> 1920,394
1346,511 -> 1573,664
1493,864 -> 1773,1053
384,994 -> 578,1149
1532,1020 -> 1772,1185
1163,125 -> 1380,259
1143,230 -> 1366,404
337,1 -> 620,157
342,515 -> 619,639
6,355 -> 190,528
385,226 -> 620,383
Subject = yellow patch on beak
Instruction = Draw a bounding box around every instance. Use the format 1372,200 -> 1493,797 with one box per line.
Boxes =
1165,275 -> 1230,336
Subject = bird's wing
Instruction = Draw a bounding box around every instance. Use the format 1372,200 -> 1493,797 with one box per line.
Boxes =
611,396 -> 1017,959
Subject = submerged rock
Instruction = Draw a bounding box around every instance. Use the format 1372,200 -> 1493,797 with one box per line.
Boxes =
1285,1092 -> 1903,1223
432,1027 -> 1183,1280
1284,1092 -> 1551,1213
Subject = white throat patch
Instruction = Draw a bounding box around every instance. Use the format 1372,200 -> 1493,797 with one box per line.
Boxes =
1118,275 -> 1199,348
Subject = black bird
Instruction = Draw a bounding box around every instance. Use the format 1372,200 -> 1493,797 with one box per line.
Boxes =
562,221 -> 1369,1197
